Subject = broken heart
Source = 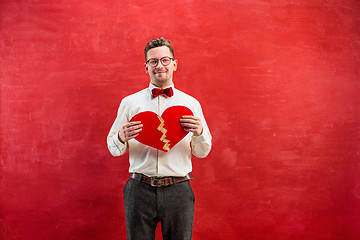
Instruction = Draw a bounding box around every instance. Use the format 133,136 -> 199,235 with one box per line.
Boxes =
130,106 -> 193,152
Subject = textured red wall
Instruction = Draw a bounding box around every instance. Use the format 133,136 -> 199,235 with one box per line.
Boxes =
1,0 -> 360,239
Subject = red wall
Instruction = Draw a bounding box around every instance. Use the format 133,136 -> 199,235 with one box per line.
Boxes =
1,0 -> 360,239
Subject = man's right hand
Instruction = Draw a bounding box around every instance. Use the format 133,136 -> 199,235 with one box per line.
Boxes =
118,121 -> 143,143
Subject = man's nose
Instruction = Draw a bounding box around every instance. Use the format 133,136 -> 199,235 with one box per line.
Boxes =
156,61 -> 166,68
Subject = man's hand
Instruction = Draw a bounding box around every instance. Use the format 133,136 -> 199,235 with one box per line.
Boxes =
180,115 -> 203,136
118,121 -> 143,143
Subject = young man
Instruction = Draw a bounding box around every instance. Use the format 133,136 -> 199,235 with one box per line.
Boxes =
107,37 -> 212,240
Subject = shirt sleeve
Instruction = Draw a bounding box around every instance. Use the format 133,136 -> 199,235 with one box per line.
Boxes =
107,98 -> 130,156
190,101 -> 212,158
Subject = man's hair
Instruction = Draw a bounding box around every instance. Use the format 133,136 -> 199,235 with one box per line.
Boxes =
144,37 -> 174,60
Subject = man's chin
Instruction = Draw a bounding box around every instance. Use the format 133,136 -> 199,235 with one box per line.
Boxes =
152,79 -> 172,88
156,76 -> 169,82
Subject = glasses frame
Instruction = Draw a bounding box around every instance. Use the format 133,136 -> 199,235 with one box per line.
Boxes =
146,56 -> 174,67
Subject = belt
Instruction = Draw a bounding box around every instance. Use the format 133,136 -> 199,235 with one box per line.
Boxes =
130,173 -> 193,187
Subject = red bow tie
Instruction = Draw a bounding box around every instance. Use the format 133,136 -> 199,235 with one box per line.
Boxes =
152,87 -> 174,98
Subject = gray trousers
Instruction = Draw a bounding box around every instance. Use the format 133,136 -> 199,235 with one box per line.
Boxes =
123,178 -> 195,240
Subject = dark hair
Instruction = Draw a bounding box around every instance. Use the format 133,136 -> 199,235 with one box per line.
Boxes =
144,37 -> 174,60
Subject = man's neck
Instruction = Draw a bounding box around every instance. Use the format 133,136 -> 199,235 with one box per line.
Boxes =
151,81 -> 173,89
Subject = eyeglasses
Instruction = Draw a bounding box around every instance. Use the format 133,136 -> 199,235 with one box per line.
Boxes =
146,56 -> 174,67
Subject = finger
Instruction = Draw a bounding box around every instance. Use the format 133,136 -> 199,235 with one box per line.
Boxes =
180,116 -> 200,123
128,124 -> 143,131
181,115 -> 199,120
125,128 -> 142,138
180,121 -> 199,127
183,127 -> 196,131
181,120 -> 200,127
125,121 -> 142,127
130,133 -> 140,139
180,118 -> 199,124
183,127 -> 199,135
124,123 -> 143,131
181,124 -> 198,133
127,132 -> 140,139
130,127 -> 143,135
180,122 -> 193,128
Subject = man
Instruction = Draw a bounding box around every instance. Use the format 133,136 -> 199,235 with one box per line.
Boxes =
107,37 -> 212,240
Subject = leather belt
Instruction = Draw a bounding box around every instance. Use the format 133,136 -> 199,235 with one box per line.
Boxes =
130,173 -> 193,187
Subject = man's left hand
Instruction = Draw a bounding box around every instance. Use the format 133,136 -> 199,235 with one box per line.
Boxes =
180,115 -> 203,136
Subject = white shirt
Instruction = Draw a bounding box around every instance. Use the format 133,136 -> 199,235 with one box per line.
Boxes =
107,83 -> 212,177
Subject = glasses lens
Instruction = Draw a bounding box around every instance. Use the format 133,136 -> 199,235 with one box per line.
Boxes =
160,57 -> 171,66
148,59 -> 158,67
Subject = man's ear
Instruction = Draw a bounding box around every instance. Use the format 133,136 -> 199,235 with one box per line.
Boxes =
144,62 -> 149,73
173,59 -> 178,71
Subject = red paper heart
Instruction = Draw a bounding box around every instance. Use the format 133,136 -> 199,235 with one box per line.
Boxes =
130,106 -> 193,152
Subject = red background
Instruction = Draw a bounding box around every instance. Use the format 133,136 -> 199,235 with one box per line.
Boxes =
1,0 -> 360,239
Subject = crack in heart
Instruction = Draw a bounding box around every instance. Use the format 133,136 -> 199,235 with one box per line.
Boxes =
157,115 -> 170,151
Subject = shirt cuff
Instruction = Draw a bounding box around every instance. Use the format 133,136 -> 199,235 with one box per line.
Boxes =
113,131 -> 128,150
191,133 -> 207,143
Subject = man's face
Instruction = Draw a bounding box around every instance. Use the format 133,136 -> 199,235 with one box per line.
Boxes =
145,46 -> 178,88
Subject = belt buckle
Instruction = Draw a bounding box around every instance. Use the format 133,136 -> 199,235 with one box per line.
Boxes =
150,177 -> 162,187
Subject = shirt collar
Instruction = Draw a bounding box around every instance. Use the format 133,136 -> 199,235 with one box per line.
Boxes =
149,83 -> 175,92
